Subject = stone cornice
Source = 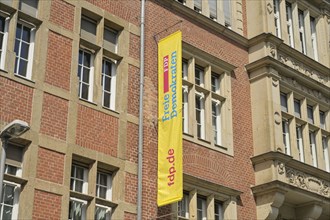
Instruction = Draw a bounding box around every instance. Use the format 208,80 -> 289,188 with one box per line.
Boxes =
159,0 -> 248,47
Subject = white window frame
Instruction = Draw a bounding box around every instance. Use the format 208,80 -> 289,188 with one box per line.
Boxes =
298,9 -> 306,54
286,2 -> 294,47
14,21 -> 36,80
309,131 -> 318,167
197,197 -> 207,220
322,136 -> 329,172
70,164 -> 88,194
273,0 -> 281,38
183,86 -> 189,134
101,58 -> 116,110
282,119 -> 291,155
178,192 -> 189,219
68,197 -> 87,220
95,204 -> 111,220
195,92 -> 205,140
0,14 -> 9,70
310,17 -> 318,61
211,73 -> 220,93
0,181 -> 20,220
78,49 -> 94,102
212,99 -> 222,146
296,125 -> 304,162
96,171 -> 112,200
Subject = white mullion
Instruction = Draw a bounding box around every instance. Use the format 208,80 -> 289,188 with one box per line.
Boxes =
183,86 -> 189,133
298,10 -> 306,54
0,17 -> 9,69
274,0 -> 281,38
26,27 -> 35,79
88,53 -> 94,102
282,119 -> 291,155
83,168 -> 88,194
106,174 -> 112,200
15,24 -> 24,75
296,126 -> 304,162
322,137 -> 329,172
110,61 -> 116,110
286,3 -> 294,47
309,131 -> 317,167
216,101 -> 222,145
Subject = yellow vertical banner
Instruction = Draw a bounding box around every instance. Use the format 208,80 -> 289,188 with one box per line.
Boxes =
157,31 -> 182,207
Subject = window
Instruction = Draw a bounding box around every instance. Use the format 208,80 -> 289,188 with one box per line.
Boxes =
280,92 -> 288,112
78,49 -> 94,101
214,202 -> 224,220
319,111 -> 325,129
285,2 -> 294,47
282,119 -> 291,155
223,0 -> 232,28
310,17 -> 318,61
182,59 -> 188,80
96,171 -> 112,200
70,164 -> 88,194
95,205 -> 111,220
307,105 -> 314,124
322,136 -> 329,172
177,0 -> 186,5
14,22 -> 35,79
209,0 -> 217,20
178,192 -> 189,219
194,0 -> 202,13
197,197 -> 207,220
294,99 -> 301,118
296,125 -> 304,162
309,131 -> 317,167
182,86 -> 189,133
196,93 -> 205,139
273,0 -> 281,37
0,183 -> 19,220
81,16 -> 97,36
19,0 -> 39,17
68,198 -> 87,220
298,10 -> 306,54
211,73 -> 220,93
212,100 -> 221,145
0,15 -> 9,70
104,27 -> 118,53
195,65 -> 204,87
101,59 -> 116,110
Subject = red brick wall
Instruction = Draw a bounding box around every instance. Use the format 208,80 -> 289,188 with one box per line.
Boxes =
76,105 -> 118,157
124,212 -> 137,220
49,0 -> 75,31
127,65 -> 140,117
36,147 -> 65,184
32,190 -> 62,220
0,77 -> 33,123
45,31 -> 72,91
40,93 -> 68,140
140,0 -> 256,219
125,173 -> 138,204
126,122 -> 138,163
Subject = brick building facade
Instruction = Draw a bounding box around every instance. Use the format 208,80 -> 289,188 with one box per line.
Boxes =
0,0 -> 329,220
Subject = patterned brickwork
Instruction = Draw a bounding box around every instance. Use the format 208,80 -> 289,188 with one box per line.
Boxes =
127,65 -> 140,117
126,122 -> 139,163
49,0 -> 75,31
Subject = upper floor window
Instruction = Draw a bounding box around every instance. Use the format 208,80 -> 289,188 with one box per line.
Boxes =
196,93 -> 205,139
19,0 -> 39,17
273,0 -> 281,37
309,131 -> 318,167
1,183 -> 19,220
0,15 -> 9,70
215,201 -> 224,220
212,100 -> 221,145
101,59 -> 116,110
282,119 -> 291,155
223,0 -> 232,28
182,86 -> 189,134
211,73 -> 220,93
195,65 -> 204,87
285,2 -> 294,47
322,136 -> 329,172
307,105 -> 314,124
280,92 -> 288,112
104,27 -> 118,53
95,205 -> 111,220
298,9 -> 306,54
296,125 -> 304,162
70,164 -> 88,194
78,49 -> 94,101
209,0 -> 217,20
310,17 -> 318,61
194,0 -> 202,13
14,22 -> 35,79
68,198 -> 87,220
294,99 -> 301,118
197,197 -> 207,220
96,171 -> 112,200
319,110 -> 325,129
178,192 -> 189,218
182,59 -> 188,80
81,16 -> 97,36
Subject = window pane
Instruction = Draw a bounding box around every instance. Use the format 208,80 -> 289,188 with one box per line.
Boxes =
81,17 -> 96,35
16,24 -> 22,39
2,205 -> 13,220
14,40 -> 20,55
22,26 -> 31,42
20,42 -> 30,59
81,84 -> 89,100
98,173 -> 107,186
103,93 -> 110,108
0,17 -> 5,32
104,28 -> 117,44
3,185 -> 14,205
18,59 -> 28,77
280,93 -> 287,112
69,200 -> 84,220
294,99 -> 301,117
104,77 -> 111,92
82,68 -> 90,83
78,50 -> 83,64
307,105 -> 314,123
95,206 -> 107,220
83,52 -> 91,67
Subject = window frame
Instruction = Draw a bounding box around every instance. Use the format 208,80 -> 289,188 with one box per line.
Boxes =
0,14 -> 9,70
285,2 -> 294,48
322,136 -> 329,172
282,119 -> 291,155
280,92 -> 288,112
95,171 -> 112,200
101,58 -> 116,110
95,204 -> 111,220
212,99 -> 222,146
214,201 -> 224,220
70,164 -> 88,194
197,196 -> 207,220
307,104 -> 314,124
298,9 -> 306,54
68,197 -> 87,220
78,48 -> 95,102
195,92 -> 205,140
309,131 -> 318,167
310,16 -> 318,61
14,21 -> 36,80
273,0 -> 281,38
296,125 -> 304,162
182,85 -> 189,134
178,192 -> 189,219
0,181 -> 20,220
